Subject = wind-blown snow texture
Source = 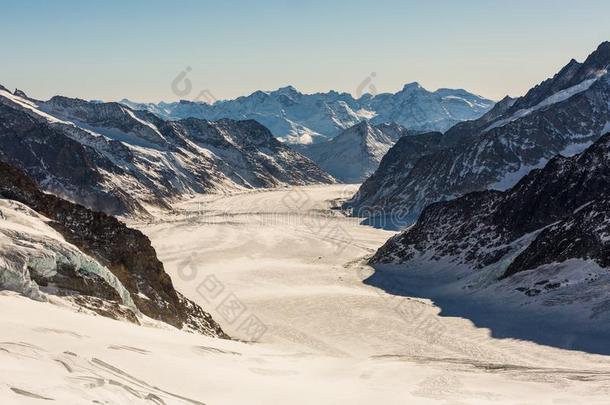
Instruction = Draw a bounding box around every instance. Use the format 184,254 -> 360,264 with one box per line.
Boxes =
121,83 -> 494,144
0,90 -> 334,217
347,42 -> 610,217
3,185 -> 610,403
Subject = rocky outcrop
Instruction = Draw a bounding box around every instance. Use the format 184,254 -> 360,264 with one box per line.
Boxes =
0,160 -> 226,337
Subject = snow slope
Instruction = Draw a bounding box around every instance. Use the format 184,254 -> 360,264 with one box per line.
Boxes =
5,288 -> 610,405
296,122 -> 410,182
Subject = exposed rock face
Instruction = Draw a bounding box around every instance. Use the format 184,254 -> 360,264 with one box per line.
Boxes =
503,199 -> 610,278
345,130 -> 446,217
0,89 -> 335,217
347,42 -> 610,218
0,160 -> 226,337
121,84 -> 494,144
0,102 -> 147,216
295,121 -> 412,182
371,132 -> 610,293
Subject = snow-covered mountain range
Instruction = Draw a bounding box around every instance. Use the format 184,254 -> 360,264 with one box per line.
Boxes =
346,42 -> 610,219
0,87 -> 334,217
121,83 -> 494,144
294,121 -> 412,182
369,131 -> 610,324
0,160 -> 225,336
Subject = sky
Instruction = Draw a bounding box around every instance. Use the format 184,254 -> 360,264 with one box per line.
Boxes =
2,0 -> 610,103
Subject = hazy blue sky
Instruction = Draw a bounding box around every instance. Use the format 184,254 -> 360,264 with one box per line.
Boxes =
2,0 -> 610,102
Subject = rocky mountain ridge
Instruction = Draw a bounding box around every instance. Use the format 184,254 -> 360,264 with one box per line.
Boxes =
346,42 -> 610,219
0,88 -> 334,217
122,83 -> 494,144
370,132 -> 610,318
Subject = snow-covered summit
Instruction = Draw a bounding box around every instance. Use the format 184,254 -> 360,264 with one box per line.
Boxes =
122,84 -> 494,144
296,121 -> 412,182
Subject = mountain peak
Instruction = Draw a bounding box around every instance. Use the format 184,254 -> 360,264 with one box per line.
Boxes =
494,95 -> 516,108
275,85 -> 299,94
250,90 -> 269,99
333,120 -> 373,141
353,120 -> 372,130
508,42 -> 608,112
13,89 -> 27,98
581,41 -> 610,71
47,95 -> 89,107
401,82 -> 423,92
596,41 -> 610,52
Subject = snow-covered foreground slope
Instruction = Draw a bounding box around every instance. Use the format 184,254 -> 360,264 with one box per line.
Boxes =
7,288 -> 610,405
3,185 -> 610,404
36,184 -> 599,404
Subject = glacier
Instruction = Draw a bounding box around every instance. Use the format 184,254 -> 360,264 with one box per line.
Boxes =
0,199 -> 136,311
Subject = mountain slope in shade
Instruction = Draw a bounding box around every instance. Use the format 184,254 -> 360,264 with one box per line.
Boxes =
0,89 -> 334,217
121,84 -> 494,144
370,132 -> 610,321
346,42 -> 610,218
0,160 -> 226,337
295,122 -> 411,182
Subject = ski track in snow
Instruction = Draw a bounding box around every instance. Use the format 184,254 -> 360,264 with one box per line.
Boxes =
2,185 -> 610,404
